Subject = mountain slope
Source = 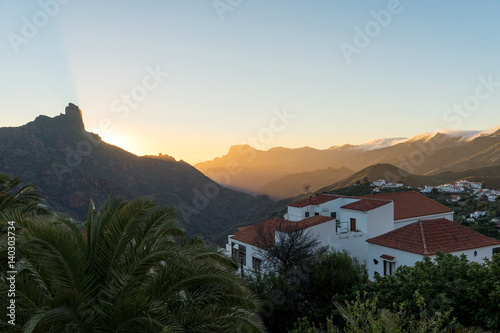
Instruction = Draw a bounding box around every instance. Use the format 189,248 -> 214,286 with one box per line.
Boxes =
316,163 -> 500,194
256,166 -> 354,199
0,104 -> 274,243
194,145 -> 362,193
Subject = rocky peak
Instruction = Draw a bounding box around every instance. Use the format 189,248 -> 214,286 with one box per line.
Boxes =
64,103 -> 85,130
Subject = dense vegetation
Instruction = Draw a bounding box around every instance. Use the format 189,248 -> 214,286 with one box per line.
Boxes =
0,174 -> 264,332
286,252 -> 500,332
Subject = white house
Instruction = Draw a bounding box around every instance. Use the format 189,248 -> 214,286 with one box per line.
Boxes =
227,215 -> 336,274
226,191 -> 499,278
360,191 -> 454,229
421,185 -> 434,193
372,179 -> 386,187
471,211 -> 487,219
366,218 -> 500,280
471,182 -> 483,190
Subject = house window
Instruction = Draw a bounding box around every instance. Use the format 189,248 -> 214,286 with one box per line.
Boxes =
232,243 -> 246,266
315,212 -> 319,216
305,212 -> 310,217
350,218 -> 357,232
252,257 -> 262,271
331,212 -> 337,219
383,260 -> 395,276
238,245 -> 247,266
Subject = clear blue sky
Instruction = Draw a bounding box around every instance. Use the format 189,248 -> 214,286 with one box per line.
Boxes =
1,0 -> 499,164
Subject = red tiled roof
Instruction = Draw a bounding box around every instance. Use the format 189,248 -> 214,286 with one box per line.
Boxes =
231,215 -> 333,248
289,194 -> 340,208
361,191 -> 452,220
341,199 -> 391,212
366,218 -> 500,255
287,215 -> 334,233
380,254 -> 395,260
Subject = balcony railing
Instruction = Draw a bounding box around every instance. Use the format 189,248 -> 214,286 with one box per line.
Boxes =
336,220 -> 349,234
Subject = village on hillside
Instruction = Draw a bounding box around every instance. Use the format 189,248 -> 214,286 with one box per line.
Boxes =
226,189 -> 500,279
371,178 -> 500,225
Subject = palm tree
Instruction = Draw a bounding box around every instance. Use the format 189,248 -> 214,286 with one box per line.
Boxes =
0,173 -> 49,216
0,197 -> 265,332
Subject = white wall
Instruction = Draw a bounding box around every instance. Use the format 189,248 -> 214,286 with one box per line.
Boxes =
287,198 -> 346,221
367,243 -> 500,280
367,244 -> 424,280
288,206 -> 308,221
328,203 -> 394,266
339,209 -> 367,233
394,211 -> 454,229
329,232 -> 369,265
226,237 -> 263,275
366,202 -> 394,237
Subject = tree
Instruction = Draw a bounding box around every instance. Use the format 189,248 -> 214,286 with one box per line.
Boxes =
254,220 -> 327,274
305,250 -> 367,322
290,292 -> 487,333
367,252 -> 500,331
0,197 -> 264,332
247,247 -> 366,332
0,173 -> 49,216
334,291 -> 455,333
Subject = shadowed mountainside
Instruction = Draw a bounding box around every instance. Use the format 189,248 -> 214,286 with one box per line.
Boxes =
0,103 -> 275,243
256,166 -> 354,199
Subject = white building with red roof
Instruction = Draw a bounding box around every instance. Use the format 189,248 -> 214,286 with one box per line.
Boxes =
366,218 -> 500,279
226,191 -> 500,277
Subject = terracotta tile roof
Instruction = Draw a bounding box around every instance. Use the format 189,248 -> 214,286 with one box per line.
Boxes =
289,194 -> 341,208
380,254 -> 395,260
366,218 -> 500,255
341,199 -> 391,212
231,215 -> 333,248
287,215 -> 334,232
361,191 -> 452,220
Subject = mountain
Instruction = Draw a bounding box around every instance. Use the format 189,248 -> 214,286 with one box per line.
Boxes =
195,129 -> 500,197
421,130 -> 500,174
329,137 -> 408,151
330,130 -> 500,176
0,103 -> 275,243
256,167 -> 354,199
194,145 -> 362,193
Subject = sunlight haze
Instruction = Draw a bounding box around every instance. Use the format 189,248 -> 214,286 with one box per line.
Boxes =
2,0 -> 500,164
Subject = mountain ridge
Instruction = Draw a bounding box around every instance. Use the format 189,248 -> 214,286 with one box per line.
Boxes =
195,129 -> 500,197
0,104 -> 275,243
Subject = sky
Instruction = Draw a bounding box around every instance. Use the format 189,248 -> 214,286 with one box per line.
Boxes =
1,0 -> 500,164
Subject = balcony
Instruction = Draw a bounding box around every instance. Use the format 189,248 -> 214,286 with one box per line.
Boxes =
336,220 -> 364,237
336,220 -> 349,234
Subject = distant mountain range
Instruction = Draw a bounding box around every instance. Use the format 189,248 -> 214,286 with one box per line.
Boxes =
0,104 -> 275,243
196,128 -> 500,199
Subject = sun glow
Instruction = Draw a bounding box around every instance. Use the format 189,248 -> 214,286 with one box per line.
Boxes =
94,131 -> 137,153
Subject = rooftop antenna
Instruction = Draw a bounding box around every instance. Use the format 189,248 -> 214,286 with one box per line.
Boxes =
304,184 -> 310,216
